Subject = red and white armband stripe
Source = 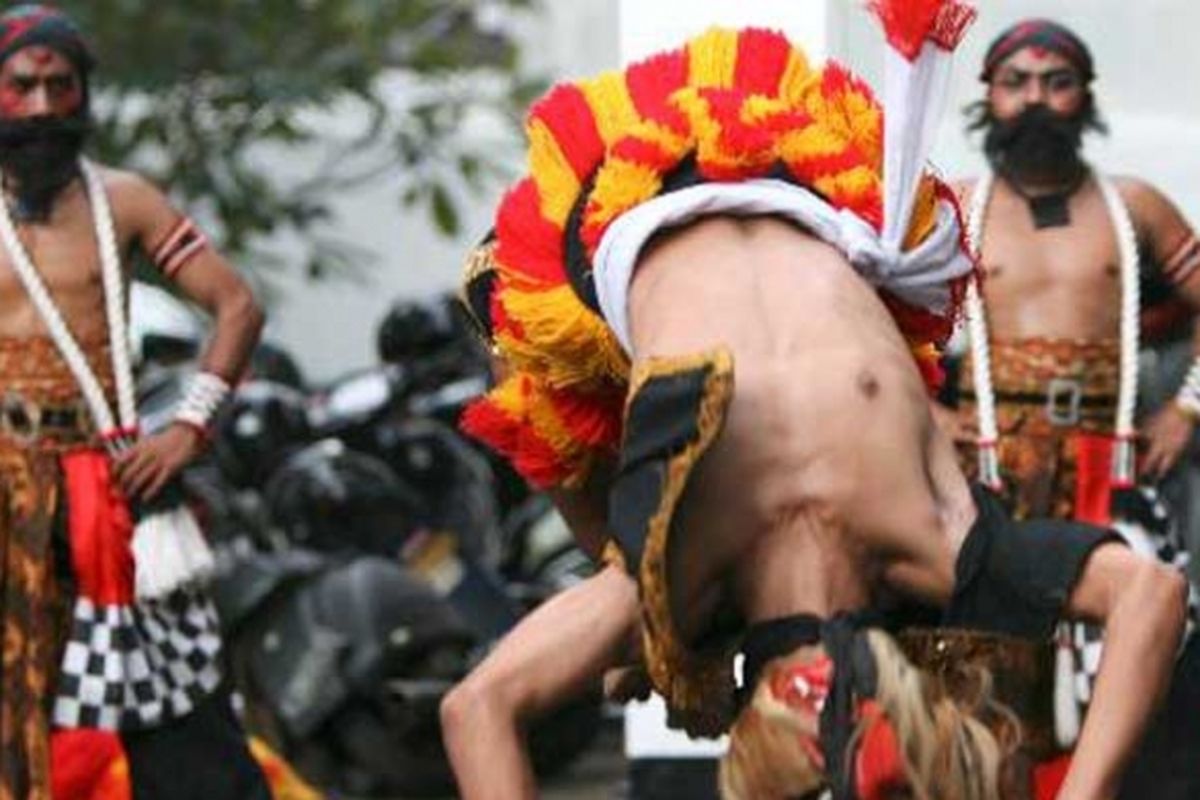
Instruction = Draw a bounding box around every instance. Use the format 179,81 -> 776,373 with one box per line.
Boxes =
1163,234 -> 1200,286
153,217 -> 210,279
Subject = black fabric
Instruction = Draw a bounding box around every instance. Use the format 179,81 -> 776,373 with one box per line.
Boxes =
1118,632 -> 1200,799
738,613 -> 823,708
945,484 -> 1122,638
608,365 -> 710,571
123,685 -> 270,800
564,174 -> 602,313
1138,241 -> 1175,308
819,617 -> 878,800
1028,192 -> 1072,229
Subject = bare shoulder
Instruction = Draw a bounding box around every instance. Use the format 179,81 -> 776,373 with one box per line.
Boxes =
1110,175 -> 1179,224
96,165 -> 172,218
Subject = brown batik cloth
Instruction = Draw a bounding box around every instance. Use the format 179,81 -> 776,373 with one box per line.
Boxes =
957,338 -> 1119,520
0,335 -> 110,800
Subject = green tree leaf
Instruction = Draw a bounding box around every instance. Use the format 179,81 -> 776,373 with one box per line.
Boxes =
54,0 -> 539,290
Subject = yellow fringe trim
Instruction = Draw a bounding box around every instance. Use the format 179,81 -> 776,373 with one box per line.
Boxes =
586,157 -> 665,233
498,285 -> 630,387
777,124 -> 855,164
813,165 -> 881,204
687,28 -> 740,90
778,49 -> 815,104
528,118 -> 582,228
904,177 -> 940,250
580,70 -> 640,147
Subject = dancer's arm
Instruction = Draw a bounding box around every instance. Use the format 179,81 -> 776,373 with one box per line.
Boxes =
440,564 -> 639,800
1058,543 -> 1188,800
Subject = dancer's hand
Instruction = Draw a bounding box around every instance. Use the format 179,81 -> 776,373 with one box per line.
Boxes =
113,424 -> 205,501
1140,403 -> 1195,479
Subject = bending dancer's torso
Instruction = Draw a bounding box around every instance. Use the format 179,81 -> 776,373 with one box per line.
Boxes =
627,217 -> 976,641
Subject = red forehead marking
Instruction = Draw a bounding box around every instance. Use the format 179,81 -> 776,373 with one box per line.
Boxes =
29,48 -> 55,65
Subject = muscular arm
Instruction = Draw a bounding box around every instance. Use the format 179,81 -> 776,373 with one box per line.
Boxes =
1121,178 -> 1200,475
124,173 -> 264,382
110,171 -> 264,499
440,565 -> 639,800
1057,543 -> 1188,800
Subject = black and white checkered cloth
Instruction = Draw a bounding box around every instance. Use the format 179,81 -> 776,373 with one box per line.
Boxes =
52,587 -> 224,730
1059,486 -> 1199,738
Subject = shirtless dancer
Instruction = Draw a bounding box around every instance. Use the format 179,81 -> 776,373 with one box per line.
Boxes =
0,6 -> 277,798
443,10 -> 1185,800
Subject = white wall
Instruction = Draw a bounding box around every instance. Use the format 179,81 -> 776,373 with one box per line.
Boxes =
270,1 -> 1200,381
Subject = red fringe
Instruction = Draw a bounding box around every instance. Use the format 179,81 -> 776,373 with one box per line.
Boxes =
611,136 -> 680,174
914,351 -> 945,394
928,2 -> 977,51
461,393 -> 583,490
820,61 -> 881,109
626,48 -> 690,135
867,0 -> 976,61
529,83 -> 606,181
932,177 -> 976,326
52,729 -> 131,800
733,28 -> 794,96
494,179 -> 567,284
548,386 -> 625,448
461,397 -> 519,455
882,292 -> 954,345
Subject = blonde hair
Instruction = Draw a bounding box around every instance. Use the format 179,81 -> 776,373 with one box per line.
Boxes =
720,630 -> 1018,800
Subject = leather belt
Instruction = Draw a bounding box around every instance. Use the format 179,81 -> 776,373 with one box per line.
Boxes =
960,377 -> 1115,427
0,392 -> 88,443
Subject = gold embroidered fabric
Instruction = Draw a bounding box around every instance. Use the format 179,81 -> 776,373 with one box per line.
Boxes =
957,337 -> 1119,519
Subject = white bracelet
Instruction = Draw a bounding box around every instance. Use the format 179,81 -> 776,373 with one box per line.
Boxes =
1174,358 -> 1200,419
174,371 -> 231,431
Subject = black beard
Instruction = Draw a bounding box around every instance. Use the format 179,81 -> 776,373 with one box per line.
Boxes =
983,104 -> 1086,185
0,114 -> 90,222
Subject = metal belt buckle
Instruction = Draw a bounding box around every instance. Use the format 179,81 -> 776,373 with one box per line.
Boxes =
0,391 -> 41,444
1045,377 -> 1083,427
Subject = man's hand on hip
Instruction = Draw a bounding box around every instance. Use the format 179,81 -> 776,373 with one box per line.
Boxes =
1140,404 -> 1195,479
113,424 -> 205,501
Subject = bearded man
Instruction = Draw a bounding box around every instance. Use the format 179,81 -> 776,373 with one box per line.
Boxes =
941,18 -> 1200,799
0,6 -> 279,799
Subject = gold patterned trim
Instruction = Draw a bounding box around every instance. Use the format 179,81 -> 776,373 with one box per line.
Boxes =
457,239 -> 499,345
627,347 -> 738,737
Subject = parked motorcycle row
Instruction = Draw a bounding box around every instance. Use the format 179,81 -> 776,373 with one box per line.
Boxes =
132,285 -> 600,798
